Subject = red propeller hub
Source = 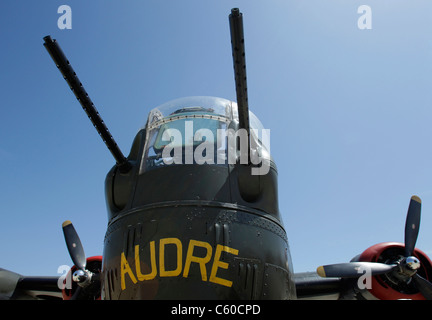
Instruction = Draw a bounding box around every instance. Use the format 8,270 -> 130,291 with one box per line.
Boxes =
358,242 -> 432,300
62,256 -> 102,300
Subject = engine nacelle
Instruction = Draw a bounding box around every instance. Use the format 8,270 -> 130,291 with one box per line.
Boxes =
61,256 -> 102,300
353,242 -> 432,300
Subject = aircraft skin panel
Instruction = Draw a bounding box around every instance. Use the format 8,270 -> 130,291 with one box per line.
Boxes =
102,203 -> 295,300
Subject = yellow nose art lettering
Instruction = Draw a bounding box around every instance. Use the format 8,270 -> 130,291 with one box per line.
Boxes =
135,242 -> 157,281
159,238 -> 183,277
120,237 -> 239,290
183,240 -> 213,281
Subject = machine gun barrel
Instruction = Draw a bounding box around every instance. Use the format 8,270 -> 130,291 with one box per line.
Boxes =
43,36 -> 131,173
229,8 -> 250,164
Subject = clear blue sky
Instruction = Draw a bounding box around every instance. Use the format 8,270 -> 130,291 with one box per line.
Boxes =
1,1 -> 432,277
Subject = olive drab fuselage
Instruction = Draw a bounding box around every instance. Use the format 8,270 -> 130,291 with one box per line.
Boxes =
101,97 -> 296,299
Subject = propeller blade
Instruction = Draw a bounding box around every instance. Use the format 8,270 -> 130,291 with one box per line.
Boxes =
62,220 -> 86,271
404,195 -> 421,257
413,273 -> 432,300
317,262 -> 397,278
